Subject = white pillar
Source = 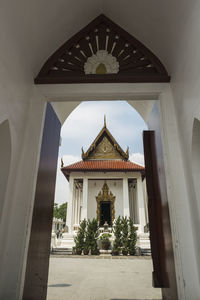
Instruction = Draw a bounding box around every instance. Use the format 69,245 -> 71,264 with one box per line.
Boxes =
81,178 -> 88,220
66,176 -> 74,233
77,187 -> 81,225
123,177 -> 130,217
74,186 -> 78,225
137,174 -> 146,233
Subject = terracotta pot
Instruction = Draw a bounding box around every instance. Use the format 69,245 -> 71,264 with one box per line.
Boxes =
83,249 -> 89,255
112,250 -> 119,256
122,249 -> 128,256
102,240 -> 110,250
76,249 -> 82,255
91,249 -> 99,255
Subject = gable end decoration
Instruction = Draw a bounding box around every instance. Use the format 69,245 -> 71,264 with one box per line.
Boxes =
81,117 -> 129,161
35,14 -> 170,84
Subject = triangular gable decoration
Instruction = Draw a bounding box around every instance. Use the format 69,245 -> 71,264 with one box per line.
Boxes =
35,14 -> 170,84
82,120 -> 129,161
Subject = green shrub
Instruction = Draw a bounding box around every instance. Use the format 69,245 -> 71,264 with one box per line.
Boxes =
85,218 -> 99,255
121,216 -> 129,255
74,219 -> 87,254
128,217 -> 137,255
112,216 -> 122,255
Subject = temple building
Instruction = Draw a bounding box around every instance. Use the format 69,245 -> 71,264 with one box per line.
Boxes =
61,117 -> 148,236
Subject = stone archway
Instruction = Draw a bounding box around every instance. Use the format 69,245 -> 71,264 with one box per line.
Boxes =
23,14 -> 180,300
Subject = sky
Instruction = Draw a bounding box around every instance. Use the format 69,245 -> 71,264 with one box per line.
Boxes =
54,101 -> 147,205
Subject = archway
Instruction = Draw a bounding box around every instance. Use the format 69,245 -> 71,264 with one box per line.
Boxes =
23,14 -> 178,300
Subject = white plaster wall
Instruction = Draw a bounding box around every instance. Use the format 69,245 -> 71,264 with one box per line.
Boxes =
0,8 -> 48,298
88,179 -> 123,221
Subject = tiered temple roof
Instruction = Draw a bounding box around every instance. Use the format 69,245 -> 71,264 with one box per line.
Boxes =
61,116 -> 145,180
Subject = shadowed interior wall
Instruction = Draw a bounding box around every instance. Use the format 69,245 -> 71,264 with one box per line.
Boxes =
147,102 -> 178,300
0,120 -> 11,221
23,103 -> 61,300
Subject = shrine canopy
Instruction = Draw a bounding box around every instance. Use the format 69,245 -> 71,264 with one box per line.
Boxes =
61,116 -> 145,180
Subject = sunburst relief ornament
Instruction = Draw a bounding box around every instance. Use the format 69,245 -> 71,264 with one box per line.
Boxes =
84,50 -> 119,74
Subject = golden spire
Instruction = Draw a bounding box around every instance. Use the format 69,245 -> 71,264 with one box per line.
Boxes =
104,114 -> 106,127
126,146 -> 129,158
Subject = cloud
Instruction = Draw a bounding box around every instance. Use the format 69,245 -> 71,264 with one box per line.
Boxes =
130,152 -> 144,166
60,101 -> 147,156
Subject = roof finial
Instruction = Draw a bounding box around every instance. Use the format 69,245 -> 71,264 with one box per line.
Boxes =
61,157 -> 64,168
104,114 -> 106,127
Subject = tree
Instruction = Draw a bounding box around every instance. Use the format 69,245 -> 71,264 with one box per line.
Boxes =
74,219 -> 87,254
121,216 -> 129,255
53,203 -> 59,219
58,202 -> 67,222
112,216 -> 122,255
128,217 -> 137,255
85,218 -> 99,255
53,202 -> 67,222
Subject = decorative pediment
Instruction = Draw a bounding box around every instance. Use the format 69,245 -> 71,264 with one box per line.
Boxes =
82,117 -> 129,161
35,14 -> 170,84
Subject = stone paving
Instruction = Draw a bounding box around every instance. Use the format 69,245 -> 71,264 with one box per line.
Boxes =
47,257 -> 162,300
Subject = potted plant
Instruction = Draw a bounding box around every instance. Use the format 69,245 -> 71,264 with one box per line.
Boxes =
83,236 -> 90,255
128,217 -> 137,256
99,233 -> 112,250
86,218 -> 99,255
74,219 -> 87,255
121,216 -> 129,255
91,218 -> 99,255
112,216 -> 122,256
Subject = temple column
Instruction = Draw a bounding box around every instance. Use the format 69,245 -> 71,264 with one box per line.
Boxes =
73,185 -> 78,227
77,187 -> 81,225
137,174 -> 146,232
66,176 -> 74,233
81,177 -> 88,220
123,177 -> 130,218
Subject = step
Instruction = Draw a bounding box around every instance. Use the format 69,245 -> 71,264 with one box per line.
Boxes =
141,248 -> 151,256
51,247 -> 73,255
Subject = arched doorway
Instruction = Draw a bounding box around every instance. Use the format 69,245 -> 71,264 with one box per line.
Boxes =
23,15 -> 178,300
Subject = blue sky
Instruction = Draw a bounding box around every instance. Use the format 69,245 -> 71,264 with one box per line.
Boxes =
54,101 -> 147,205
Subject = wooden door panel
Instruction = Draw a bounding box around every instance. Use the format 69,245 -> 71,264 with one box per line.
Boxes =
143,102 -> 178,300
143,131 -> 167,288
23,103 -> 61,300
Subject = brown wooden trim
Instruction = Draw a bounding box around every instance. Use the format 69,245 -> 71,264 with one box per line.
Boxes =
35,74 -> 170,84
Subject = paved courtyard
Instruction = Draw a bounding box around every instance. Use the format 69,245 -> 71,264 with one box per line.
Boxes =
47,257 -> 162,300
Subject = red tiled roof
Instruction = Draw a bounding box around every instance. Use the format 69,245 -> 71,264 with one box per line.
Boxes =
61,160 -> 144,179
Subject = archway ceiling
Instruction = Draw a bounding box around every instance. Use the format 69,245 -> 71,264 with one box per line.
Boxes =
6,0 -> 191,78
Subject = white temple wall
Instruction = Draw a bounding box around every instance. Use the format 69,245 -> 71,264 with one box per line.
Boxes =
0,15 -> 47,298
